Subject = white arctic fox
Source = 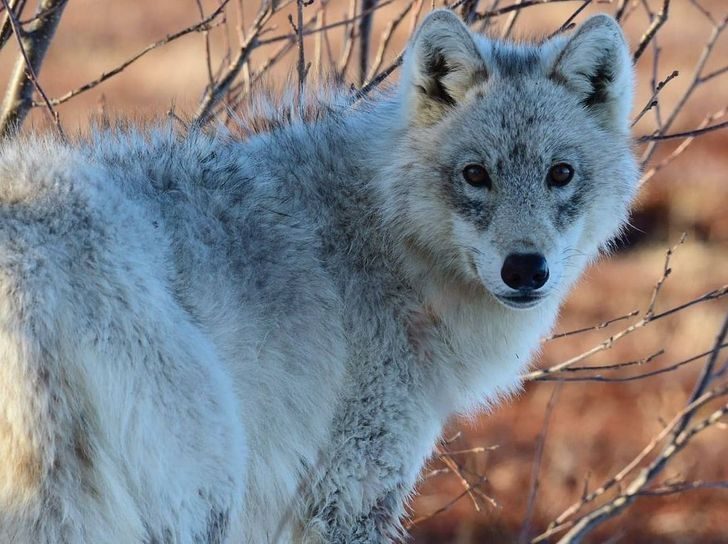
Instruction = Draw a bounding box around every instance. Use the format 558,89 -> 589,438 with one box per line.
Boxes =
0,10 -> 638,543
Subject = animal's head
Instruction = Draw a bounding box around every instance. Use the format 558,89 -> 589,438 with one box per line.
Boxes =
385,10 -> 639,309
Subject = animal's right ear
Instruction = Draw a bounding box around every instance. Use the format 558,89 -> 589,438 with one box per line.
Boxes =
548,15 -> 633,134
400,10 -> 488,125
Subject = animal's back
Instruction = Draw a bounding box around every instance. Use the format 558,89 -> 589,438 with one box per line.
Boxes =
0,129 -> 351,542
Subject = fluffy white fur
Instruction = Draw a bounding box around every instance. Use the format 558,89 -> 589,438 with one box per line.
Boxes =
0,11 -> 638,543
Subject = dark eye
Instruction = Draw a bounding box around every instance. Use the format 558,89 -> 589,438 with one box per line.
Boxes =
548,163 -> 574,187
462,164 -> 492,189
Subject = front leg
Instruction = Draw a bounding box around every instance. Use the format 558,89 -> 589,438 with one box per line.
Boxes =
300,361 -> 440,543
305,486 -> 408,543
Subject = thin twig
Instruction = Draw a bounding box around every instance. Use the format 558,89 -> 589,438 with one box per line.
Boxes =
406,476 -> 490,528
408,0 -> 425,36
436,445 -> 483,512
547,0 -> 592,39
437,445 -> 499,456
338,0 -> 359,78
533,383 -> 728,543
519,383 -> 562,544
525,285 -> 728,381
633,0 -> 670,62
366,0 -> 411,83
500,0 -> 524,39
632,69 -> 679,128
700,64 -> 728,84
638,480 -> 728,496
646,233 -> 686,318
0,0 -> 66,136
640,14 -> 728,166
538,313 -> 728,543
0,0 -> 25,50
355,53 -> 403,98
614,0 -> 628,21
546,309 -> 640,341
556,399 -> 728,543
688,0 -> 715,25
194,0 -> 216,93
638,119 -> 728,142
535,344 -> 727,383
358,0 -> 377,86
640,106 -> 727,184
195,2 -> 279,125
474,0 -> 588,21
255,0 -> 395,46
35,0 -> 230,108
293,0 -> 311,92
527,238 -> 726,381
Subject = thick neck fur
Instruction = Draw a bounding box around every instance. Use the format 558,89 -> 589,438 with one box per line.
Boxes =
242,92 -> 562,416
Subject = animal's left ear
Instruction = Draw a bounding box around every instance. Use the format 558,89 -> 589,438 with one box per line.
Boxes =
549,15 -> 633,134
401,10 -> 488,125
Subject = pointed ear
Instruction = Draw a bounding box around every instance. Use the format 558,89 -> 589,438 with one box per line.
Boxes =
549,14 -> 633,134
401,10 -> 488,125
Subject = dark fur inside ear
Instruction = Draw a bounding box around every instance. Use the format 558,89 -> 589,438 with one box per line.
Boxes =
421,51 -> 457,106
581,57 -> 615,108
549,14 -> 633,133
403,10 -> 488,124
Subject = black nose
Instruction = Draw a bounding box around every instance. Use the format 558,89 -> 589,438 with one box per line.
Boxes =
500,253 -> 549,290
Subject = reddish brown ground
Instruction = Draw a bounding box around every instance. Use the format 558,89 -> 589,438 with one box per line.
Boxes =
1,1 -> 725,542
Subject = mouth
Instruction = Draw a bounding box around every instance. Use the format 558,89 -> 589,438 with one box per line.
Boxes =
495,292 -> 546,310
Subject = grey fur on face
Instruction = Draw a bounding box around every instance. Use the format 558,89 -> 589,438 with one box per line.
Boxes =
0,10 -> 637,543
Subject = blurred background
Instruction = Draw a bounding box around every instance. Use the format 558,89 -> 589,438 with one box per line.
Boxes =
1,1 -> 726,542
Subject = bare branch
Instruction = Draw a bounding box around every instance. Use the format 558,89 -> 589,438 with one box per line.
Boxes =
646,232 -> 686,318
631,69 -> 679,127
556,399 -> 728,543
255,0 -> 396,47
547,0 -> 592,39
614,0 -> 628,21
338,0 -> 359,78
0,0 -> 25,50
640,14 -> 728,166
406,476 -> 489,528
35,1 -> 230,109
0,0 -> 66,136
535,312 -> 728,543
194,0 -> 216,93
535,344 -> 727,383
546,309 -> 640,341
436,445 -> 499,456
366,0 -> 412,83
474,0 -> 590,21
525,284 -> 728,381
638,480 -> 728,496
525,236 -> 727,382
519,383 -> 562,544
640,106 -> 727,184
638,119 -> 728,142
292,0 -> 312,92
194,3 -> 279,125
700,63 -> 728,84
633,0 -> 670,62
436,445 -> 483,512
358,0 -> 378,86
688,0 -> 716,25
533,383 -> 728,543
501,0 -> 525,39
355,52 -> 403,98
